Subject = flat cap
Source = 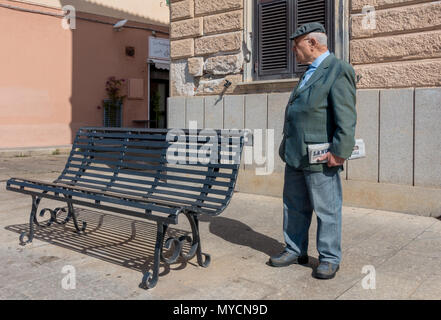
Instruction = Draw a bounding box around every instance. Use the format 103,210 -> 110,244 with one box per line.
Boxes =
290,22 -> 326,40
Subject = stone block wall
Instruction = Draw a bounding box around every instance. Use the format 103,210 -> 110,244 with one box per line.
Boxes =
167,1 -> 441,216
170,0 -> 441,93
169,0 -> 244,96
168,88 -> 441,216
350,0 -> 441,88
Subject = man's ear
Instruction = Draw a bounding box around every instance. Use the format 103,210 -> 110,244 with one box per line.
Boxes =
309,38 -> 317,47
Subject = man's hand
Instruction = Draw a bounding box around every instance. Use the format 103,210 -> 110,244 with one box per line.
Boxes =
317,152 -> 345,167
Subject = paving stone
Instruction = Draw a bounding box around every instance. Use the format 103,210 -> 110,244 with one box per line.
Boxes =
378,249 -> 441,278
1,154 -> 441,299
409,275 -> 441,300
336,271 -> 423,300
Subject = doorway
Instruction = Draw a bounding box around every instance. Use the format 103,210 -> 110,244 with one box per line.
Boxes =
149,65 -> 169,129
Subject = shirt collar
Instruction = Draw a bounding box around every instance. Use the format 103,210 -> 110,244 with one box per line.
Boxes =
310,50 -> 330,69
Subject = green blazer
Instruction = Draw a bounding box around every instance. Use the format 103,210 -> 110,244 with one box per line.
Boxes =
279,53 -> 357,172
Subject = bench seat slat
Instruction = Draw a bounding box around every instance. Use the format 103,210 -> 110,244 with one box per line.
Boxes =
75,137 -> 242,148
6,187 -> 178,224
8,178 -> 222,216
59,176 -> 231,200
69,153 -> 239,170
76,138 -> 170,148
67,156 -> 236,179
72,144 -> 241,161
59,174 -> 229,206
7,178 -> 181,215
59,171 -> 231,196
71,152 -> 166,165
62,159 -> 235,188
62,173 -> 230,204
79,128 -> 244,139
78,131 -> 168,140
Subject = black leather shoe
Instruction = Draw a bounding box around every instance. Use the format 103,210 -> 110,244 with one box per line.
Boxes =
313,262 -> 340,279
269,250 -> 308,267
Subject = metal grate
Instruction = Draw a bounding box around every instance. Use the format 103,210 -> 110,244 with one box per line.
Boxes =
103,101 -> 123,127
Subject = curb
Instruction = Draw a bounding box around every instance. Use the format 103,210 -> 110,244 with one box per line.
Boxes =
0,145 -> 72,158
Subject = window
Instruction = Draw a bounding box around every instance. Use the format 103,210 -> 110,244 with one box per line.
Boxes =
253,0 -> 335,80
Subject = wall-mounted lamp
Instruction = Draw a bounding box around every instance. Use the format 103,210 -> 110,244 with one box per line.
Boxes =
113,19 -> 128,31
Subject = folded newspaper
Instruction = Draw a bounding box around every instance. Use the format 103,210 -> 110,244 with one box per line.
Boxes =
308,139 -> 366,164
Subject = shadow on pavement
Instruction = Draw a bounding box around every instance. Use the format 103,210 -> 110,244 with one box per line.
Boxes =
199,215 -> 285,257
4,208 -> 191,280
199,215 -> 319,270
5,208 -> 320,279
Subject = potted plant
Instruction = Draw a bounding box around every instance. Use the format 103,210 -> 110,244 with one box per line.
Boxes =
151,90 -> 165,128
103,77 -> 126,127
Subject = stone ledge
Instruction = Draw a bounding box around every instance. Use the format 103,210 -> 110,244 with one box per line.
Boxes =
0,145 -> 72,158
236,169 -> 441,217
342,179 -> 441,217
237,78 -> 300,86
235,78 -> 299,94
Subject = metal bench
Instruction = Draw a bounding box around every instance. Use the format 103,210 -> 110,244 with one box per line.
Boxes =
6,127 -> 248,289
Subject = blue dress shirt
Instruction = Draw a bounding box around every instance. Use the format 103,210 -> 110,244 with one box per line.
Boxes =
298,50 -> 330,89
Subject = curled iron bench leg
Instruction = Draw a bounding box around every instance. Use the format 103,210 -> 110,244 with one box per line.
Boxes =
158,212 -> 210,267
19,197 -> 65,245
139,212 -> 210,289
19,196 -> 39,245
66,201 -> 87,232
187,212 -> 211,268
19,194 -> 86,246
139,222 -> 166,289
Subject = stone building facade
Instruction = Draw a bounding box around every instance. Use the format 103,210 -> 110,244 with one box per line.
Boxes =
168,0 -> 441,217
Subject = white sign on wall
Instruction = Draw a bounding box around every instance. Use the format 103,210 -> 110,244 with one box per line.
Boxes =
149,37 -> 170,61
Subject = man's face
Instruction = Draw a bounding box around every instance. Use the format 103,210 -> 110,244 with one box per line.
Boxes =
292,34 -> 313,64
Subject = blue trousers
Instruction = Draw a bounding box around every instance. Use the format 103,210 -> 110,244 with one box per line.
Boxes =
283,164 -> 343,265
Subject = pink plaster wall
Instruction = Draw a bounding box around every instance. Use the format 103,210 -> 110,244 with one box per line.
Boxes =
0,0 -> 169,148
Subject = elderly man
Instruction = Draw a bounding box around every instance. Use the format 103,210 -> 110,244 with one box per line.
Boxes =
269,22 -> 357,280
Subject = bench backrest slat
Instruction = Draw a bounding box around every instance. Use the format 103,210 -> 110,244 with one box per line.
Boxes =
56,127 -> 246,215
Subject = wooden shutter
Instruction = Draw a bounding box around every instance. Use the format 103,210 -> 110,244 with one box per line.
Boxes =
294,0 -> 334,73
253,0 -> 334,79
256,0 -> 291,78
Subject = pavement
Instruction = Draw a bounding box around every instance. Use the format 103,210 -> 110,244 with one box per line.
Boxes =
0,153 -> 440,300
